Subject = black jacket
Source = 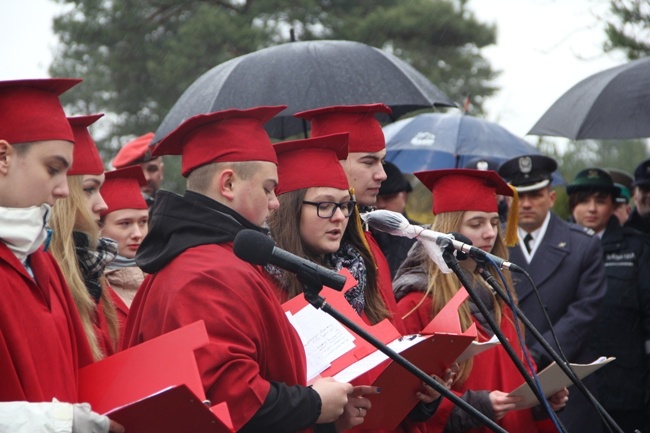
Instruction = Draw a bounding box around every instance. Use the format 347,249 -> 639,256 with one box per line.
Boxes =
625,207 -> 650,234
590,216 -> 650,411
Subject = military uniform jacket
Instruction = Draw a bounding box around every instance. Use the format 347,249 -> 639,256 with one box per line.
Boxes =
590,216 -> 650,410
509,213 -> 607,433
508,213 -> 607,365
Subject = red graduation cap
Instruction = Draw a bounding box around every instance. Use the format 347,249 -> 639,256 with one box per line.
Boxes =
67,114 -> 105,176
112,132 -> 155,168
274,132 -> 350,196
0,78 -> 81,144
294,104 -> 392,153
415,168 -> 513,215
152,106 -> 286,177
100,166 -> 148,217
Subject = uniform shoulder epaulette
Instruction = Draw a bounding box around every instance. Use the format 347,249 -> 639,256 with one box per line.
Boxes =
568,222 -> 595,236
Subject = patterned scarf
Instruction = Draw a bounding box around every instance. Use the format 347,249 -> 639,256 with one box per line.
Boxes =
327,241 -> 367,315
106,253 -> 137,270
73,231 -> 117,303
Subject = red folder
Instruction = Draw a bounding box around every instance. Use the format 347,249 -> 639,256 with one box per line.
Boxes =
284,272 -> 476,430
359,288 -> 477,430
105,384 -> 231,432
79,320 -> 234,433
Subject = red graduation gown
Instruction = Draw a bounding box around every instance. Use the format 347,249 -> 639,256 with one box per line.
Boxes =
348,234 -> 421,433
108,286 -> 129,341
398,291 -> 555,433
0,244 -> 94,402
123,242 -> 309,432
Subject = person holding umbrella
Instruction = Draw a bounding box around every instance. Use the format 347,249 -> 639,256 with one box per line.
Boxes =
567,168 -> 650,433
122,106 -> 358,433
626,159 -> 650,234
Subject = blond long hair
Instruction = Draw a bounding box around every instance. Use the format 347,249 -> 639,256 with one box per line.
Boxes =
50,175 -> 119,360
415,211 -> 518,384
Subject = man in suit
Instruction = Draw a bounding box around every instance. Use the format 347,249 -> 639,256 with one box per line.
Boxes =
498,155 -> 607,433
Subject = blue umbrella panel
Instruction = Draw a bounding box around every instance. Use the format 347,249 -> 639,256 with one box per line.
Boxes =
383,113 -> 542,173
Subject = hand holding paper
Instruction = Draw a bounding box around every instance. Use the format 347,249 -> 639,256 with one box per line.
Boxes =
334,386 -> 380,432
508,356 -> 615,409
312,378 -> 353,424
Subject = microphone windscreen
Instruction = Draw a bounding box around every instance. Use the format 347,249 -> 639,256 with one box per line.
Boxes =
364,210 -> 409,234
233,229 -> 275,266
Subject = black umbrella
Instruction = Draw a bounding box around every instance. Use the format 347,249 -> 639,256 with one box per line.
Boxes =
528,57 -> 650,140
154,40 -> 455,142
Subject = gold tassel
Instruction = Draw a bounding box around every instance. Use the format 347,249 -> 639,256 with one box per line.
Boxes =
505,185 -> 519,247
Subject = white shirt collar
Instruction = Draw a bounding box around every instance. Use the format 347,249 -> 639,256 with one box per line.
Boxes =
517,211 -> 551,262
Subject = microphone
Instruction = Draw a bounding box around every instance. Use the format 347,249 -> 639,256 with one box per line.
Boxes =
233,229 -> 347,291
363,210 -> 524,273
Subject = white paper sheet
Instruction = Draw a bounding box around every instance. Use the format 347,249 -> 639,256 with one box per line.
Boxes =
508,356 -> 616,408
332,335 -> 428,383
286,307 -> 357,381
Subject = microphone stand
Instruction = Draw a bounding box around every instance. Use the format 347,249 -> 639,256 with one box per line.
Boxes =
477,265 -> 624,433
299,277 -> 507,433
437,239 -> 567,433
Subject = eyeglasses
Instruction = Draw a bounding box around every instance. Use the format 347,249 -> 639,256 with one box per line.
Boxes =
302,200 -> 356,218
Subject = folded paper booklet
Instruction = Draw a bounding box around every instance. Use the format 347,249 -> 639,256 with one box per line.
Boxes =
283,273 -> 476,430
79,320 -> 234,433
455,335 -> 500,364
508,356 -> 616,408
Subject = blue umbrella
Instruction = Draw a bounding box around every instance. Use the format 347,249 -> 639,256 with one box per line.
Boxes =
383,113 -> 542,173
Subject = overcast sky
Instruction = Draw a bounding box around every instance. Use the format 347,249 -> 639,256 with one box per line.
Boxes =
0,0 -> 627,140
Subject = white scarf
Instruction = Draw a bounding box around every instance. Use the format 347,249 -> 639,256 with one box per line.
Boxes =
0,204 -> 51,264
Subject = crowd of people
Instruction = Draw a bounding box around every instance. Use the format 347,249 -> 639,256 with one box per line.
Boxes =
1,77 -> 649,433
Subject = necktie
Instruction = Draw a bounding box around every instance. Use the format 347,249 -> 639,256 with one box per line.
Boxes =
524,233 -> 533,253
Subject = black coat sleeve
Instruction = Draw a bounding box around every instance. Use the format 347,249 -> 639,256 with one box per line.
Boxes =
239,382 -> 324,433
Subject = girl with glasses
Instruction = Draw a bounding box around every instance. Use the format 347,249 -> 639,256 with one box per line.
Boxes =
267,133 -> 447,433
268,133 -> 390,325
